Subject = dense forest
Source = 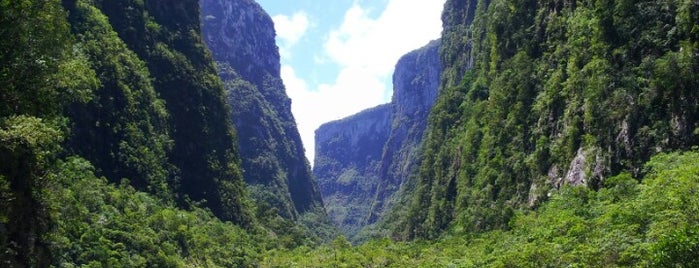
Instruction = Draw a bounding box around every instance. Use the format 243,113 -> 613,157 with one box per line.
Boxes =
1,0 -> 697,267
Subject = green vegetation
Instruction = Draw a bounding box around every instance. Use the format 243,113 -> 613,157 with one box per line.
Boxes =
90,0 -> 255,225
1,0 -> 329,265
266,150 -> 699,267
0,0 -> 259,265
63,0 -> 173,199
46,157 -> 262,267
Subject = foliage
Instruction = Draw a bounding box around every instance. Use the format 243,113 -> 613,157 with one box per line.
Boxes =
0,116 -> 65,266
0,0 -> 96,118
266,150 -> 699,267
45,157 -> 263,267
1,0 -> 258,265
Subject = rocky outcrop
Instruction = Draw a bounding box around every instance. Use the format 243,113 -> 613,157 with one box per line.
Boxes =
314,40 -> 441,238
200,0 -> 324,220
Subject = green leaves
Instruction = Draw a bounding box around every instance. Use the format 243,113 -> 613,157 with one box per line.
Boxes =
0,116 -> 63,161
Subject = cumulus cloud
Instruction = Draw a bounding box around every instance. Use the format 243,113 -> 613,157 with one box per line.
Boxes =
324,1 -> 445,77
272,12 -> 310,57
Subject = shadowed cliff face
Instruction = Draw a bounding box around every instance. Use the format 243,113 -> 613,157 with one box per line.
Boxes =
314,104 -> 392,236
369,40 -> 441,224
314,40 -> 441,239
200,0 -> 279,84
85,0 -> 253,225
200,0 -> 324,220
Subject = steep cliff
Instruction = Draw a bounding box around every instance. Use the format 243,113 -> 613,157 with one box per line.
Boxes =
314,104 -> 391,236
368,40 -> 441,224
200,0 -> 332,240
314,41 -> 441,238
62,0 -> 173,201
395,0 -> 699,239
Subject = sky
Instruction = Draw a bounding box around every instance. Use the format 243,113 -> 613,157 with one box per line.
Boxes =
255,0 -> 446,165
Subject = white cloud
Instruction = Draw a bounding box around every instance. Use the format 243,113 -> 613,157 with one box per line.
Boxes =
282,65 -> 386,165
324,1 -> 445,77
272,12 -> 309,52
279,0 -> 445,165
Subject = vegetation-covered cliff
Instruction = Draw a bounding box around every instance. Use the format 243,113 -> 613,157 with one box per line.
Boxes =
200,0 -> 334,243
0,0 -> 314,265
67,0 -> 253,225
267,0 -> 699,266
394,0 -> 699,239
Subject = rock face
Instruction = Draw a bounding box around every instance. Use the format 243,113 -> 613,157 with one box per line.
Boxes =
200,0 -> 324,220
314,104 -> 391,236
369,40 -> 441,223
314,40 -> 441,238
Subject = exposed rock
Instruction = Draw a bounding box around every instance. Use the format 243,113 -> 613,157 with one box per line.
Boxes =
314,104 -> 391,235
565,148 -> 587,186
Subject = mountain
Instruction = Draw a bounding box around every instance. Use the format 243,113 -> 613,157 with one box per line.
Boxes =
314,104 -> 392,237
2,0 -> 698,266
393,0 -> 699,239
314,40 -> 441,239
200,0 -> 333,242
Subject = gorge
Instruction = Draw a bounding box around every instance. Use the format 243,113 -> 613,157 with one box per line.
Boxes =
1,0 -> 697,266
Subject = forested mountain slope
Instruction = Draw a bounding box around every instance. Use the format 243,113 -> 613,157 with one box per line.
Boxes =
393,0 -> 699,239
2,0 -> 698,266
369,40 -> 441,225
63,0 -> 253,225
269,150 -> 699,267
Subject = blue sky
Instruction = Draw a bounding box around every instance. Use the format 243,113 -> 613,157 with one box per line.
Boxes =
256,0 -> 446,164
